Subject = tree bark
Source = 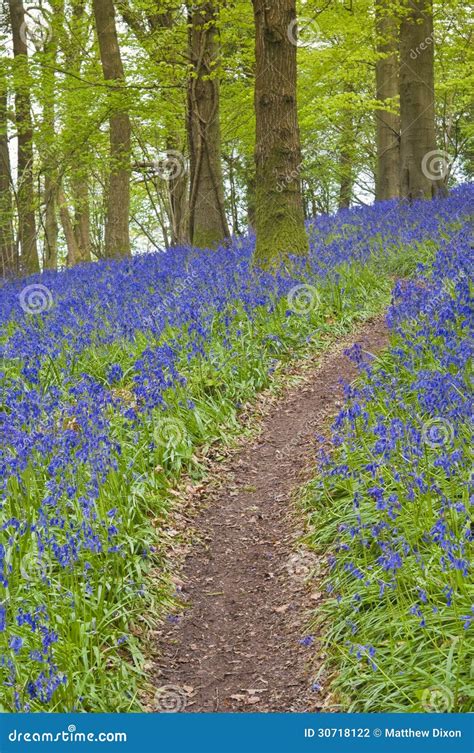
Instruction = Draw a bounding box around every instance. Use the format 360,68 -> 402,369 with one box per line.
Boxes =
9,0 -> 40,274
72,174 -> 92,262
92,0 -> 131,257
0,67 -> 16,278
41,5 -> 60,270
167,137 -> 189,246
252,0 -> 308,267
187,2 -> 229,248
338,86 -> 354,210
375,0 -> 400,200
58,187 -> 80,265
399,0 -> 439,199
65,0 -> 92,264
43,175 -> 58,269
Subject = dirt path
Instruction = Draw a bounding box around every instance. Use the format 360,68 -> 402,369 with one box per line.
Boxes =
150,317 -> 389,712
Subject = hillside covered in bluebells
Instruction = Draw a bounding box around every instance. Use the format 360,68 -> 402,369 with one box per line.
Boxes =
1,186 -> 472,711
0,0 -> 473,736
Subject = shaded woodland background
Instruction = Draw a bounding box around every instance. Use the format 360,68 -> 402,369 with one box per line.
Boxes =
0,0 -> 472,276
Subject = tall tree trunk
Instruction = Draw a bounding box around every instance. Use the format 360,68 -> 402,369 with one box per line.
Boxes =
375,0 -> 400,200
338,90 -> 354,210
92,0 -> 131,257
41,6 -> 59,270
226,152 -> 240,234
9,0 -> 40,274
65,0 -> 92,264
43,175 -> 58,269
58,187 -> 80,265
245,156 -> 256,230
145,11 -> 189,247
187,2 -> 229,248
72,174 -> 92,262
0,67 -> 16,278
252,0 -> 308,267
166,135 -> 189,246
399,0 -> 439,199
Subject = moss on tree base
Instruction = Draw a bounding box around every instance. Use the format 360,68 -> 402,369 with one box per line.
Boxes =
253,190 -> 309,269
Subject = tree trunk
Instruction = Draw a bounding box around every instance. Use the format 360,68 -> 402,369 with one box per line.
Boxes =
0,68 -> 16,278
252,0 -> 308,267
92,0 -> 131,257
227,153 -> 240,234
244,155 -> 256,230
72,174 -> 92,262
58,187 -> 80,265
166,136 -> 189,246
399,0 -> 439,199
187,2 -> 229,248
375,0 -> 400,200
338,92 -> 354,210
43,175 -> 58,269
64,0 -> 92,264
9,0 -> 40,274
41,8 -> 59,270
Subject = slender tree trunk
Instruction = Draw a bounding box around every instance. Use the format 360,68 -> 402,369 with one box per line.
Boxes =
252,0 -> 308,267
0,69 -> 16,278
227,153 -> 240,234
41,8 -> 59,270
187,2 -> 229,248
245,156 -> 256,230
58,187 -> 80,265
166,136 -> 189,246
399,0 -> 439,199
375,0 -> 400,200
65,0 -> 92,264
9,0 -> 40,274
92,0 -> 131,257
44,175 -> 58,269
338,91 -> 354,210
153,12 -> 189,246
72,174 -> 92,261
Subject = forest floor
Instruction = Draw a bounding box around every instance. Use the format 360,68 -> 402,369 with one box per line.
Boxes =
147,316 -> 389,712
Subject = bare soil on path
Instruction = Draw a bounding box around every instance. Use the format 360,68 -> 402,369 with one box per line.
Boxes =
150,317 -> 389,712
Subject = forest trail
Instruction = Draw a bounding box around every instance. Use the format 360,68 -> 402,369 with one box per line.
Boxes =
150,317 -> 389,712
